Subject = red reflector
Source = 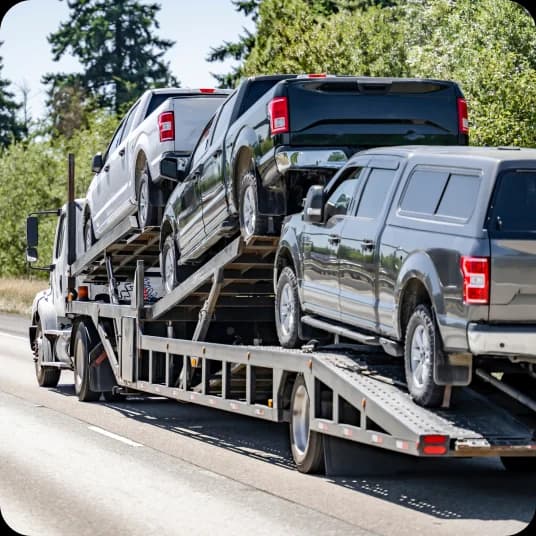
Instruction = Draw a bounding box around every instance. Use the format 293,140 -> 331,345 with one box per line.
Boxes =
457,97 -> 469,135
158,111 -> 175,142
307,73 -> 327,78
423,434 -> 448,444
199,88 -> 216,93
423,445 -> 447,455
461,256 -> 489,304
269,96 -> 289,135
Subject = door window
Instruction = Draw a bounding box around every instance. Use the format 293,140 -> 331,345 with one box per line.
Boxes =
324,169 -> 362,220
54,213 -> 66,259
103,118 -> 127,162
210,94 -> 237,144
190,118 -> 214,170
355,168 -> 398,219
120,100 -> 141,141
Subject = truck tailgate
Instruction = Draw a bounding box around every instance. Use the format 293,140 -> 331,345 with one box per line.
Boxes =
287,78 -> 463,148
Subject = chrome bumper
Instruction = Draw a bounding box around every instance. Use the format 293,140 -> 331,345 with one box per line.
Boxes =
467,323 -> 536,358
275,148 -> 348,174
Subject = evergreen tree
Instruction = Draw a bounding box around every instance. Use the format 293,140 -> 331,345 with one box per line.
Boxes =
44,0 -> 178,113
0,43 -> 22,148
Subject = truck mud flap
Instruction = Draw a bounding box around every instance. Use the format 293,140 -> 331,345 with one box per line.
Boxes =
434,351 -> 472,386
89,342 -> 116,392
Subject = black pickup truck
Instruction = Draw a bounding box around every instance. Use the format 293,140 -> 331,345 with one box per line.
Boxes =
160,74 -> 469,292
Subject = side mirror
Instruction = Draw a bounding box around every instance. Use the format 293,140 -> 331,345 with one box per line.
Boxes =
92,153 -> 104,173
26,216 -> 39,247
303,185 -> 324,223
26,247 -> 38,263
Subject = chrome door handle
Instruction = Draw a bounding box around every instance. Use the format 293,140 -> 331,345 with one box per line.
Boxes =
361,239 -> 374,251
328,234 -> 340,244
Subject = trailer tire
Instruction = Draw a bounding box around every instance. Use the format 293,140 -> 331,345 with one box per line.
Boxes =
404,305 -> 445,408
73,321 -> 101,402
289,375 -> 325,474
500,456 -> 536,472
34,321 -> 61,388
137,165 -> 158,229
239,167 -> 266,239
275,266 -> 302,348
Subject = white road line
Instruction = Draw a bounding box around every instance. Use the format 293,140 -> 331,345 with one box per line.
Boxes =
0,331 -> 27,342
88,425 -> 143,447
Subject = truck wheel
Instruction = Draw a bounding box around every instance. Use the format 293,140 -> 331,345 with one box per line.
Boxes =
137,165 -> 158,229
84,216 -> 95,252
34,321 -> 61,388
290,375 -> 325,474
500,456 -> 536,472
161,234 -> 178,294
73,321 -> 101,402
239,168 -> 266,239
404,304 -> 445,408
275,266 -> 302,348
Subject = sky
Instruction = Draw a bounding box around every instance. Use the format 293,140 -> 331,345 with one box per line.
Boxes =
0,0 -> 254,120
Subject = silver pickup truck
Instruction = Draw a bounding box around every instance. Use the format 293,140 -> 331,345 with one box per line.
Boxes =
84,87 -> 231,250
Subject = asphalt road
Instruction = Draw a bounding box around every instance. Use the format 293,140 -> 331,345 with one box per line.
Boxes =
0,313 -> 534,536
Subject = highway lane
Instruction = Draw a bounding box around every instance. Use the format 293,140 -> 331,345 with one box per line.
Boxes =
0,313 -> 534,535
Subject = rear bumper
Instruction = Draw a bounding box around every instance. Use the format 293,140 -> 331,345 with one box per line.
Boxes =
274,147 -> 348,174
467,323 -> 536,359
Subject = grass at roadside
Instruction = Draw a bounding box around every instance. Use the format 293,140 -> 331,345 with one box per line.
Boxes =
0,278 -> 48,316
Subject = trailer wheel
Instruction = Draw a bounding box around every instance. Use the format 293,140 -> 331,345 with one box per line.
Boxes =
34,321 -> 61,388
73,321 -> 101,402
239,167 -> 266,239
404,305 -> 445,408
276,266 -> 302,348
289,375 -> 325,474
500,457 -> 536,472
137,165 -> 157,229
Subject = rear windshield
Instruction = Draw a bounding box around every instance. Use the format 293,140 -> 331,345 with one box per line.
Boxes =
488,170 -> 536,235
237,80 -> 286,118
172,98 -> 227,151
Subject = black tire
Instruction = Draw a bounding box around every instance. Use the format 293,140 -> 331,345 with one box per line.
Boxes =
73,321 -> 101,402
239,166 -> 266,239
289,375 -> 325,474
84,216 -> 95,253
137,164 -> 158,229
34,321 -> 61,388
275,266 -> 302,348
161,234 -> 178,294
500,456 -> 536,472
404,304 -> 445,408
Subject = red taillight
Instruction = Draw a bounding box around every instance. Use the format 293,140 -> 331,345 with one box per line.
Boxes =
421,434 -> 448,455
461,256 -> 489,304
307,73 -> 327,78
158,111 -> 175,142
199,88 -> 216,93
457,97 -> 469,135
269,96 -> 289,136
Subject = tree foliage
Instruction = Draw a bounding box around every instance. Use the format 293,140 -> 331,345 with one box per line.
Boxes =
0,42 -> 23,148
45,0 -> 178,113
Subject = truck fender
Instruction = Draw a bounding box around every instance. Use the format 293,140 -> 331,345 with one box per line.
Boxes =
274,233 -> 302,293
394,251 -> 446,342
229,126 -> 258,210
30,289 -> 58,362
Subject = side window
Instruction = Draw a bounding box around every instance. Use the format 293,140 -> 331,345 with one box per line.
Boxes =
436,174 -> 481,219
355,168 -> 398,219
55,214 -> 66,259
324,168 -> 363,219
399,169 -> 449,214
190,118 -> 214,170
210,94 -> 237,144
120,101 -> 140,142
103,119 -> 127,162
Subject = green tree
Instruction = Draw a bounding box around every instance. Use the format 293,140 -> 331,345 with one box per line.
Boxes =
45,0 -> 178,113
0,42 -> 23,148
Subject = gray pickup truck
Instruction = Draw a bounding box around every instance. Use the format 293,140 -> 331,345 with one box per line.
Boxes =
275,145 -> 536,407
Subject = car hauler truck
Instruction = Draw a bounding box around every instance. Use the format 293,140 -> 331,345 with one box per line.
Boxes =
26,155 -> 536,474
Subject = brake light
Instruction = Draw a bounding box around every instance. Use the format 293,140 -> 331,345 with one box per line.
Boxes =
461,256 -> 489,304
199,88 -> 216,93
421,434 -> 448,455
158,111 -> 175,142
307,73 -> 327,78
269,96 -> 289,135
457,97 -> 469,135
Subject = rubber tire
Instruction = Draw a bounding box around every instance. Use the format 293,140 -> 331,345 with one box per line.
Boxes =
500,456 -> 536,472
404,304 -> 445,408
137,165 -> 158,229
34,321 -> 61,388
161,234 -> 178,294
239,167 -> 266,239
73,321 -> 101,402
84,216 -> 95,253
289,375 -> 325,474
275,266 -> 302,348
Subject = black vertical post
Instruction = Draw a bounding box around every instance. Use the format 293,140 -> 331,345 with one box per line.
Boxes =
67,153 -> 76,292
